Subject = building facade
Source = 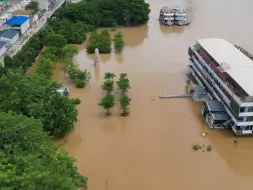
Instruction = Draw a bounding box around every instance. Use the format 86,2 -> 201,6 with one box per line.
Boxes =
188,38 -> 253,135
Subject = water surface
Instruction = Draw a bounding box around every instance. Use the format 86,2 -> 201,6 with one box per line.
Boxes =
53,0 -> 253,189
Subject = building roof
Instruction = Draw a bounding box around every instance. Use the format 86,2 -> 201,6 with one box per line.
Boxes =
212,113 -> 230,121
3,16 -> 29,25
206,100 -> 226,112
0,29 -> 19,39
12,10 -> 33,16
197,38 -> 253,96
0,41 -> 7,48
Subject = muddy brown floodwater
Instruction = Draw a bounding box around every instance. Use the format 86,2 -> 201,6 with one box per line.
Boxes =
52,0 -> 253,189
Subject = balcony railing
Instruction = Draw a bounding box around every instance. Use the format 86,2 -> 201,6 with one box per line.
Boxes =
192,46 -> 253,106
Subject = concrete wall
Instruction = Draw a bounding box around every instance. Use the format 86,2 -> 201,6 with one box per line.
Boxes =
0,44 -> 7,57
20,18 -> 30,34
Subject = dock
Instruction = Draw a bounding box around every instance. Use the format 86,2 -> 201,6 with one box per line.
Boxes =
159,94 -> 191,99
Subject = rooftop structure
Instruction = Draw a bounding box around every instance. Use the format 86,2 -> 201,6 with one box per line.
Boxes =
0,29 -> 19,39
4,16 -> 29,25
12,9 -> 33,16
197,38 -> 253,96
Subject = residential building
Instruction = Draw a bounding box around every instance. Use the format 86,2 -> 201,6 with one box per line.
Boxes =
3,16 -> 30,35
0,41 -> 7,57
0,29 -> 20,46
12,10 -> 34,26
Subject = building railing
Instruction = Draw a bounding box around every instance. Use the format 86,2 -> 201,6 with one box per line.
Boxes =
191,46 -> 253,107
189,59 -> 253,126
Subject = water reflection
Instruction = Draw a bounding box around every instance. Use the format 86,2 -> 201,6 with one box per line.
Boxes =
207,130 -> 253,176
159,25 -> 185,35
94,66 -> 100,81
114,53 -> 124,64
120,25 -> 149,47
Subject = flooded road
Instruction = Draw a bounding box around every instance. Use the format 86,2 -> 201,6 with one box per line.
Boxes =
53,0 -> 253,189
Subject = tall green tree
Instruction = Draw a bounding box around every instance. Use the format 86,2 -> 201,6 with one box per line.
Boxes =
99,94 -> 116,115
44,34 -> 67,48
117,77 -> 131,93
119,94 -> 131,116
102,80 -> 114,94
0,112 -> 87,189
113,31 -> 124,52
0,70 -> 78,138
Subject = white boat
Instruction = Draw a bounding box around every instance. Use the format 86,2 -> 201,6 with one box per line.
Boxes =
159,6 -> 190,26
159,6 -> 175,26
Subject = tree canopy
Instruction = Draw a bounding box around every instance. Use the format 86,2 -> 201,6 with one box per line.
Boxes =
55,0 -> 150,26
0,112 -> 87,189
87,30 -> 111,54
44,33 -> 67,48
0,70 -> 78,138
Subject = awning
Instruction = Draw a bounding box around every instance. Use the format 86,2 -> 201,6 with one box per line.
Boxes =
212,113 -> 230,121
206,100 -> 226,112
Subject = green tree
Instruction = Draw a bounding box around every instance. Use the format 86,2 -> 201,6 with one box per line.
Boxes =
99,94 -> 116,115
44,34 -> 67,48
62,44 -> 78,59
43,46 -> 62,58
119,94 -> 131,116
43,53 -> 58,62
0,71 -> 78,138
0,112 -> 87,189
113,31 -> 124,52
104,72 -> 116,80
117,77 -> 131,93
25,1 -> 39,14
68,66 -> 91,88
35,57 -> 53,78
55,0 -> 150,26
102,80 -> 114,94
119,73 -> 127,79
86,30 -> 111,54
3,55 -> 14,69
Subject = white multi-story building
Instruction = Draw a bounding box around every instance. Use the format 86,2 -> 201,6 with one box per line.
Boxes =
188,38 -> 253,135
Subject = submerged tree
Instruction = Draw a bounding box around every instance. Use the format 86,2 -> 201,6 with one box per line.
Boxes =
117,77 -> 131,93
99,94 -> 116,115
119,94 -> 131,116
119,73 -> 127,79
104,72 -> 116,80
113,32 -> 124,52
102,80 -> 114,94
